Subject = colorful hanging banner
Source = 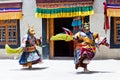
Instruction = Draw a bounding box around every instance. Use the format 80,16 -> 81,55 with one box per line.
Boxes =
103,2 -> 109,33
0,1 -> 22,20
35,0 -> 94,18
106,0 -> 120,17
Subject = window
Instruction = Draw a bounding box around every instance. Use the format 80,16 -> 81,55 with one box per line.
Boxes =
110,17 -> 120,48
0,19 -> 20,48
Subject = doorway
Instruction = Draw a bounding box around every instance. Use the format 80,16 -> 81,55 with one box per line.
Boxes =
54,18 -> 74,57
42,16 -> 89,58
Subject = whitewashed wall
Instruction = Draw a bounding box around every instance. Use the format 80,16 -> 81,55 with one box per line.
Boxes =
1,0 -> 120,59
91,0 -> 120,59
20,0 -> 42,58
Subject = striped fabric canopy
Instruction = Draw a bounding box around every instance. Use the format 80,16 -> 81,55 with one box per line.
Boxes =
35,0 -> 94,18
106,0 -> 120,17
0,0 -> 22,20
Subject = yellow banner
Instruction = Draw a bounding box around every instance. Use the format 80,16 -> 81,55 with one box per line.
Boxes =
107,8 -> 120,17
35,10 -> 94,18
0,12 -> 22,20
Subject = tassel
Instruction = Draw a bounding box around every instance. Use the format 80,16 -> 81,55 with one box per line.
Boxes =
103,2 -> 109,33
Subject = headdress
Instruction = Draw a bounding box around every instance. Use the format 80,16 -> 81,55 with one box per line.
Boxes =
28,24 -> 35,35
82,22 -> 90,30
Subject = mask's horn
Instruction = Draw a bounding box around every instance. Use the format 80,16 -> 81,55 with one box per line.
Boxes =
62,27 -> 73,36
28,24 -> 30,29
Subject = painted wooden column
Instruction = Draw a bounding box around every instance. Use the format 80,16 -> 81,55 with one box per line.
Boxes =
49,18 -> 54,58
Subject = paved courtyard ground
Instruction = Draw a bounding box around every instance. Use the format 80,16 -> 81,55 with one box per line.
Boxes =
0,59 -> 120,80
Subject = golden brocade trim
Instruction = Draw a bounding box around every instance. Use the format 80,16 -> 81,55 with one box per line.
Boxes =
75,43 -> 96,53
83,37 -> 94,45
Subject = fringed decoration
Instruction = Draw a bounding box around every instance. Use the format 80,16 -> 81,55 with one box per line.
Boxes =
0,11 -> 22,20
106,0 -> 120,17
36,0 -> 94,3
35,6 -> 94,18
36,0 -> 94,18
104,0 -> 120,32
106,0 -> 120,4
107,8 -> 120,17
0,2 -> 22,20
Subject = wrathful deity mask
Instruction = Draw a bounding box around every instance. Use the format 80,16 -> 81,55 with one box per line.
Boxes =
28,25 -> 35,35
82,22 -> 90,30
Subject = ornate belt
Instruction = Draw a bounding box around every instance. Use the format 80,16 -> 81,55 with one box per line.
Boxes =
24,46 -> 36,52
